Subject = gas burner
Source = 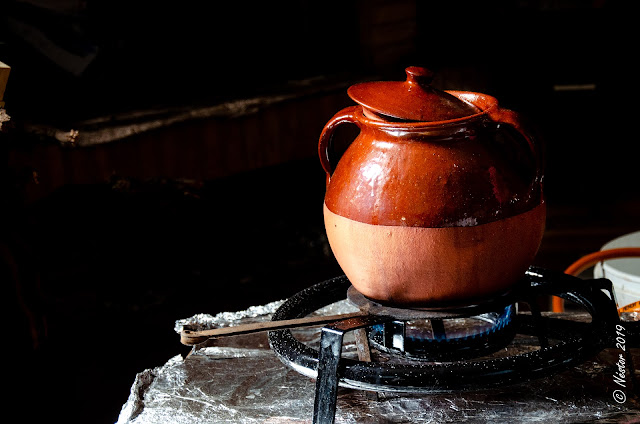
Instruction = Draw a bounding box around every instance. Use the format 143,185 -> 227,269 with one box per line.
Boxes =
346,285 -> 517,361
268,266 -> 639,424
365,304 -> 516,361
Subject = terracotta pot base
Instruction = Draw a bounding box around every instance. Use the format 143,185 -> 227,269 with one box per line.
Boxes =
324,202 -> 546,306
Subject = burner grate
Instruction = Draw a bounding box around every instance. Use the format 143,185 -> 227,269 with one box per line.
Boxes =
268,267 -> 638,424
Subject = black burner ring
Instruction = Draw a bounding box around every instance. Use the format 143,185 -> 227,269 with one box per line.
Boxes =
268,266 -> 622,393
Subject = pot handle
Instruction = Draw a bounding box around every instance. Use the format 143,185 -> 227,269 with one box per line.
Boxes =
490,108 -> 544,188
318,106 -> 361,183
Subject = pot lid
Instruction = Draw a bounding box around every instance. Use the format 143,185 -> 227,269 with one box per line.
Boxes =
347,66 -> 480,122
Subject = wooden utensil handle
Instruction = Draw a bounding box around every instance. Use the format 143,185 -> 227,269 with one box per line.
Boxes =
180,312 -> 366,345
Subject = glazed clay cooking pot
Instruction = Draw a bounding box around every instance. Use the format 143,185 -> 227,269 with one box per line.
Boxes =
319,67 -> 545,306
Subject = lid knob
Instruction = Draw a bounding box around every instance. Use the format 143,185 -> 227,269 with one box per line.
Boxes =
405,67 -> 434,87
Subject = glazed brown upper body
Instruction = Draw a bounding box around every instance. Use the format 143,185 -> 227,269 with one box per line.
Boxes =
323,100 -> 542,228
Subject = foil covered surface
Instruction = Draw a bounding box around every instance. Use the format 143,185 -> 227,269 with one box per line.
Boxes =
117,300 -> 640,423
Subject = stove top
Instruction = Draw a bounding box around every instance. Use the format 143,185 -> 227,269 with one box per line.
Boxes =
117,266 -> 640,424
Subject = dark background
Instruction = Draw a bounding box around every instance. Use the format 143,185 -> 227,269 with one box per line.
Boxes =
1,1 -> 637,423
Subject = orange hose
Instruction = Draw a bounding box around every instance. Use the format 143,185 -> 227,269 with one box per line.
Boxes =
552,247 -> 640,312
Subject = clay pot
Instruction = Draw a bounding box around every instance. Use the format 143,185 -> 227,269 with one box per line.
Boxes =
319,67 -> 545,306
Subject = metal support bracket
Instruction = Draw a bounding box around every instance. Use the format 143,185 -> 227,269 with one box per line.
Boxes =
313,315 -> 390,424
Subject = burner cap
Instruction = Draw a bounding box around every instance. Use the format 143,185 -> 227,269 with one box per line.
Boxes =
346,285 -> 515,319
